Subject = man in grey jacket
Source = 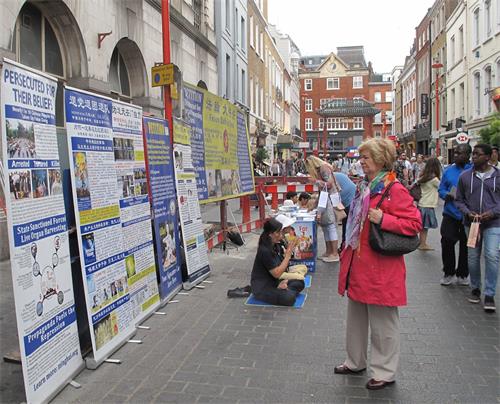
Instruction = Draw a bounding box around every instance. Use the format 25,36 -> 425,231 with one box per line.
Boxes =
455,144 -> 500,313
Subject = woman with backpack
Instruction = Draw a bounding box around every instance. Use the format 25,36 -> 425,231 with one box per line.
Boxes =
416,157 -> 441,250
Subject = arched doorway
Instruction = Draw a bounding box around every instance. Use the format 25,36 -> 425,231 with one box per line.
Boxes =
109,38 -> 148,102
12,1 -> 87,126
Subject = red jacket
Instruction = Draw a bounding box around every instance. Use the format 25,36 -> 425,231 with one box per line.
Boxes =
338,181 -> 422,307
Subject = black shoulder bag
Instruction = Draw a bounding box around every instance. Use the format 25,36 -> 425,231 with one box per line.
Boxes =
369,182 -> 420,256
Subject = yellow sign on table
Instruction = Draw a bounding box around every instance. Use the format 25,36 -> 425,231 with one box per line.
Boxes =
151,64 -> 174,87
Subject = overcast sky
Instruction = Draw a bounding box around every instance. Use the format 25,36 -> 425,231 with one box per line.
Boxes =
267,0 -> 435,73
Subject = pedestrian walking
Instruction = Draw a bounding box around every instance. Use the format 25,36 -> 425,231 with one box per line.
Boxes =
412,154 -> 425,183
333,172 -> 356,251
438,144 -> 472,286
417,157 -> 441,250
336,138 -> 422,390
491,146 -> 499,168
455,144 -> 500,313
305,155 -> 340,262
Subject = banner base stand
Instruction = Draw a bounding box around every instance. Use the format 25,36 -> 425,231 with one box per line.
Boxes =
69,380 -> 82,389
182,271 -> 210,291
3,350 -> 21,364
178,292 -> 189,296
194,285 -> 205,289
137,325 -> 150,330
168,300 -> 179,303
103,358 -> 121,365
153,311 -> 166,315
127,339 -> 143,344
202,280 -> 213,284
158,285 -> 183,308
45,362 -> 86,403
85,329 -> 136,370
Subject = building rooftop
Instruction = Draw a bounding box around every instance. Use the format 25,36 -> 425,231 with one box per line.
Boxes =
336,46 -> 367,68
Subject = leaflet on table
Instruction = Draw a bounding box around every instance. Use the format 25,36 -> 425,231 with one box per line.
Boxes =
112,100 -> 159,322
65,87 -> 135,364
182,84 -> 255,204
173,120 -> 210,284
288,220 -> 317,273
143,117 -> 182,300
1,59 -> 83,403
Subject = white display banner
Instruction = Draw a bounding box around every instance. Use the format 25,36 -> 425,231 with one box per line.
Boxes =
111,100 -> 160,323
1,59 -> 83,403
65,87 -> 135,366
173,120 -> 210,287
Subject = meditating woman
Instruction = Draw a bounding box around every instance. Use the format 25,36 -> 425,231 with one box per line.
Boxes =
250,218 -> 304,306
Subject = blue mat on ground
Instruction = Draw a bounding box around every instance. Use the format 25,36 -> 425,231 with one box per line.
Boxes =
305,274 -> 312,288
245,292 -> 307,308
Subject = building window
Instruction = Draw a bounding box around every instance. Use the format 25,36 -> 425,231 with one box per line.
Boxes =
450,35 -> 455,65
385,92 -> 392,102
305,118 -> 313,131
353,117 -> 363,129
249,77 -> 253,112
459,82 -> 465,117
193,0 -> 202,30
305,98 -> 313,112
484,66 -> 492,113
304,79 -> 312,91
353,76 -> 363,89
374,92 -> 382,102
485,0 -> 492,37
225,54 -> 231,98
374,112 -> 382,123
326,77 -> 339,90
458,26 -> 464,60
249,16 -> 254,48
225,0 -> 230,30
450,88 -> 456,119
241,69 -> 246,104
318,118 -> 324,130
473,8 -> 480,46
320,98 -> 331,107
110,47 -> 131,97
260,32 -> 264,59
241,17 -> 245,51
474,71 -> 481,116
375,131 -> 382,138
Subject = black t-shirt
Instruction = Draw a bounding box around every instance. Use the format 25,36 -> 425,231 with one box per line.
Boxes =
251,244 -> 281,292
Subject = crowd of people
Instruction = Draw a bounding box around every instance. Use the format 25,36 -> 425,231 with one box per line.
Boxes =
248,139 -> 499,391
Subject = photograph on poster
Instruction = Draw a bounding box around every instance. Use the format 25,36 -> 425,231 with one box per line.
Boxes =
94,312 -> 119,350
113,137 -> 134,160
9,170 -> 32,200
31,169 -> 49,198
6,118 -> 37,158
174,150 -> 183,170
88,273 -> 128,314
82,233 -> 96,265
133,168 -> 148,196
125,255 -> 136,278
49,169 -> 63,195
159,221 -> 177,268
117,174 -> 134,198
73,152 -> 90,198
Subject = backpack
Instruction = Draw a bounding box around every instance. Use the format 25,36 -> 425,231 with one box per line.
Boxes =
408,182 -> 422,202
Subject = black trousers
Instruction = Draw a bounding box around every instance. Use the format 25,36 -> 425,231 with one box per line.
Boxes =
254,280 -> 305,306
340,205 -> 350,249
440,214 -> 468,278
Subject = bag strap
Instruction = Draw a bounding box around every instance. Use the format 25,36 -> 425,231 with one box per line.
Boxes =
375,181 -> 396,209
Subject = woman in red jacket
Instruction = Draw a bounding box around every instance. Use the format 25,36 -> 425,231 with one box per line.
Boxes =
335,138 -> 422,390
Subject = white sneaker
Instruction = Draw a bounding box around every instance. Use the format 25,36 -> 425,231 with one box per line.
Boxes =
322,255 -> 340,263
440,275 -> 456,286
456,276 -> 470,286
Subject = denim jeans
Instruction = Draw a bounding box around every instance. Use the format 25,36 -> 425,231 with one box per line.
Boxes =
466,226 -> 500,297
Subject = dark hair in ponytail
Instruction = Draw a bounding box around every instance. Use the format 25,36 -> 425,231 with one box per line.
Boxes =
259,218 -> 283,247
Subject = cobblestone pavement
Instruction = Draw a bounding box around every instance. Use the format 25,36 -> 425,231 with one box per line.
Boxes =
1,205 -> 499,403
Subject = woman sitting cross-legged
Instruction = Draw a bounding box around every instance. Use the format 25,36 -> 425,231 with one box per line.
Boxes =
336,138 -> 422,390
250,218 -> 304,306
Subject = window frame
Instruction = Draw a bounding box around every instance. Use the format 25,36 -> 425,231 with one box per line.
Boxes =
304,98 -> 313,112
305,118 -> 313,131
326,77 -> 339,90
352,76 -> 363,89
304,79 -> 312,91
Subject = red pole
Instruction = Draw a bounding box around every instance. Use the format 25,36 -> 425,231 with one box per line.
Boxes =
435,71 -> 439,132
161,0 -> 173,144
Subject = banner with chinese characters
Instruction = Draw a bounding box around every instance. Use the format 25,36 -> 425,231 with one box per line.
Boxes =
1,59 -> 83,403
143,116 -> 182,300
112,100 -> 160,323
65,87 -> 136,365
173,119 -> 210,287
182,84 -> 254,203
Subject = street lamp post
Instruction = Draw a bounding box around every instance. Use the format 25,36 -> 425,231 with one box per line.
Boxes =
432,62 -> 443,156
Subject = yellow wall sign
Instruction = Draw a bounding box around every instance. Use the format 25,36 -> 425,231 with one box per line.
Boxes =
151,64 -> 174,87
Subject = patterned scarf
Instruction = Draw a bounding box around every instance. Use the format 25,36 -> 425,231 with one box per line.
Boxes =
345,170 -> 394,250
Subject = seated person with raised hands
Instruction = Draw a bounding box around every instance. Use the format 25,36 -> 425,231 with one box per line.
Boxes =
251,217 -> 305,306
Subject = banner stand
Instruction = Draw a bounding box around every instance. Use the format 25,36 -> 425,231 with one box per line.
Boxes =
182,271 -> 210,291
158,284 -> 183,308
43,363 -> 86,404
84,328 -> 136,370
